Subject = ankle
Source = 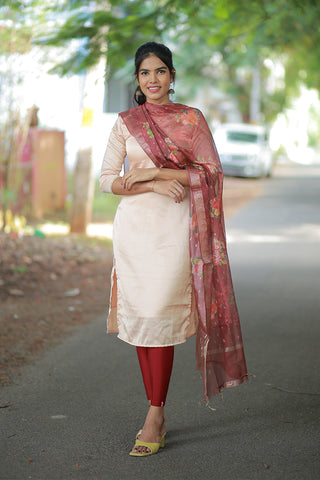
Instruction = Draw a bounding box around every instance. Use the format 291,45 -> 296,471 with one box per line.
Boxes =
147,406 -> 165,422
142,407 -> 164,430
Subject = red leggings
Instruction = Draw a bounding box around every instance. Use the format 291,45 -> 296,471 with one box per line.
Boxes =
136,346 -> 174,407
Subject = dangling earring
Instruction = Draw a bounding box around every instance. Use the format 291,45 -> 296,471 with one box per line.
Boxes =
168,82 -> 175,95
136,85 -> 143,97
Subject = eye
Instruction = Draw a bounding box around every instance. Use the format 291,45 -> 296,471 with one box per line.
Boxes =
140,71 -> 148,76
158,69 -> 166,74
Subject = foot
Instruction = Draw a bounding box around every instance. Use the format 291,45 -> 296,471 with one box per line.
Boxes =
129,438 -> 161,457
131,406 -> 166,455
136,411 -> 167,439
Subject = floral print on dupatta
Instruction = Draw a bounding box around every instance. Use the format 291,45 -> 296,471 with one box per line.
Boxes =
120,102 -> 248,402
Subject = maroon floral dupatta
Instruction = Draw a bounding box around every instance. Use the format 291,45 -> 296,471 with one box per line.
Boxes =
120,102 -> 248,402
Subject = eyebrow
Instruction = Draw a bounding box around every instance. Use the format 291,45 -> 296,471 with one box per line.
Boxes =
139,66 -> 168,72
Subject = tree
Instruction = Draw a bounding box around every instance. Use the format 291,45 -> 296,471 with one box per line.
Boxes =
4,1 -> 320,118
33,0 -> 320,124
35,1 -> 320,84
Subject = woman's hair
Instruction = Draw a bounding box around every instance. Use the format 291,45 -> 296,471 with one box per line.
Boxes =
133,42 -> 175,105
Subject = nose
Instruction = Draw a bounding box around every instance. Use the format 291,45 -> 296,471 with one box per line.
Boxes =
149,71 -> 157,83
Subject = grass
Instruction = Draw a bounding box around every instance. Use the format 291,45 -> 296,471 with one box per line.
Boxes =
66,173 -> 120,223
0,174 -> 120,238
92,178 -> 121,222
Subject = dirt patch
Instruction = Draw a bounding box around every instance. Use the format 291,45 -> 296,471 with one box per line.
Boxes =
0,176 -> 262,389
0,234 -> 113,387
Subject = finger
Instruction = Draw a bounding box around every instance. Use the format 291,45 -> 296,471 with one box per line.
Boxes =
169,190 -> 177,201
175,189 -> 184,200
180,187 -> 186,199
171,188 -> 183,203
123,172 -> 133,188
123,174 -> 133,190
174,183 -> 185,195
173,182 -> 184,194
125,179 -> 133,190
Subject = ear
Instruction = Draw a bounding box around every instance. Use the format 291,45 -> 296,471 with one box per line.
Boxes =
171,68 -> 176,83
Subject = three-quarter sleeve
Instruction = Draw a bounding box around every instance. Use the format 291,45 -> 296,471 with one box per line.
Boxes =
100,116 -> 127,193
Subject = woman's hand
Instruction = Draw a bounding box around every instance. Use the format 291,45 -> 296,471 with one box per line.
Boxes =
122,168 -> 159,190
153,179 -> 186,203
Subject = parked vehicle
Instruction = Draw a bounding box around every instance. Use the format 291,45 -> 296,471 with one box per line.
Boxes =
213,123 -> 274,178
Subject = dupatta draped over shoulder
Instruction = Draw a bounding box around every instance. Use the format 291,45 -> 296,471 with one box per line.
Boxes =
120,102 -> 248,402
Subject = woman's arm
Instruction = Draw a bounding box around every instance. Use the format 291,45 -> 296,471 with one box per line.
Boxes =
155,168 -> 189,186
112,176 -> 186,203
101,116 -> 187,203
122,167 -> 189,190
100,117 -> 126,193
111,177 -> 154,195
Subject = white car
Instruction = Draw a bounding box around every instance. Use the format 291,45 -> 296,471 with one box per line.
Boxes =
213,123 -> 274,178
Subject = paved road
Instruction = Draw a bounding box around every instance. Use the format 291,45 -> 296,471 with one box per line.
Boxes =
1,164 -> 319,480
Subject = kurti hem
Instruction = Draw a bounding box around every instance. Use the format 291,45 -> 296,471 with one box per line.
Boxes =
117,333 -> 196,348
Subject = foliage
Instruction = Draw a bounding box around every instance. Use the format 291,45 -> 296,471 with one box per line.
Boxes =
0,1 -> 34,55
2,0 -> 320,124
25,0 -> 319,124
34,1 -> 320,87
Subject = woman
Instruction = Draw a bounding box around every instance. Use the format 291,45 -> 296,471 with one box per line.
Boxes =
100,42 -> 248,457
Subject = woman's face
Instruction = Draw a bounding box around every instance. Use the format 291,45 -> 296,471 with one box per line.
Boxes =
137,54 -> 174,105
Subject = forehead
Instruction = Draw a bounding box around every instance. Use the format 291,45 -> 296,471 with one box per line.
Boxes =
139,55 -> 167,71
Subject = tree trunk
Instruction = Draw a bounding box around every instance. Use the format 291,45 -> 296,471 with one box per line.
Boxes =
250,63 -> 261,123
69,147 -> 94,233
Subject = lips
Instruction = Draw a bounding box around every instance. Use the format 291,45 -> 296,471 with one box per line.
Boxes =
148,86 -> 161,93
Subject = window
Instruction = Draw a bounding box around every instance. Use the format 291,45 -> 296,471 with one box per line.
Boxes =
227,132 -> 259,143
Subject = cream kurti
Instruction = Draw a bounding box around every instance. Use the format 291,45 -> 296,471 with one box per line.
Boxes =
100,116 -> 198,347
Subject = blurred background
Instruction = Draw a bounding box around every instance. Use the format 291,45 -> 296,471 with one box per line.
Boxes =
1,0 -> 320,235
1,6 -> 320,475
